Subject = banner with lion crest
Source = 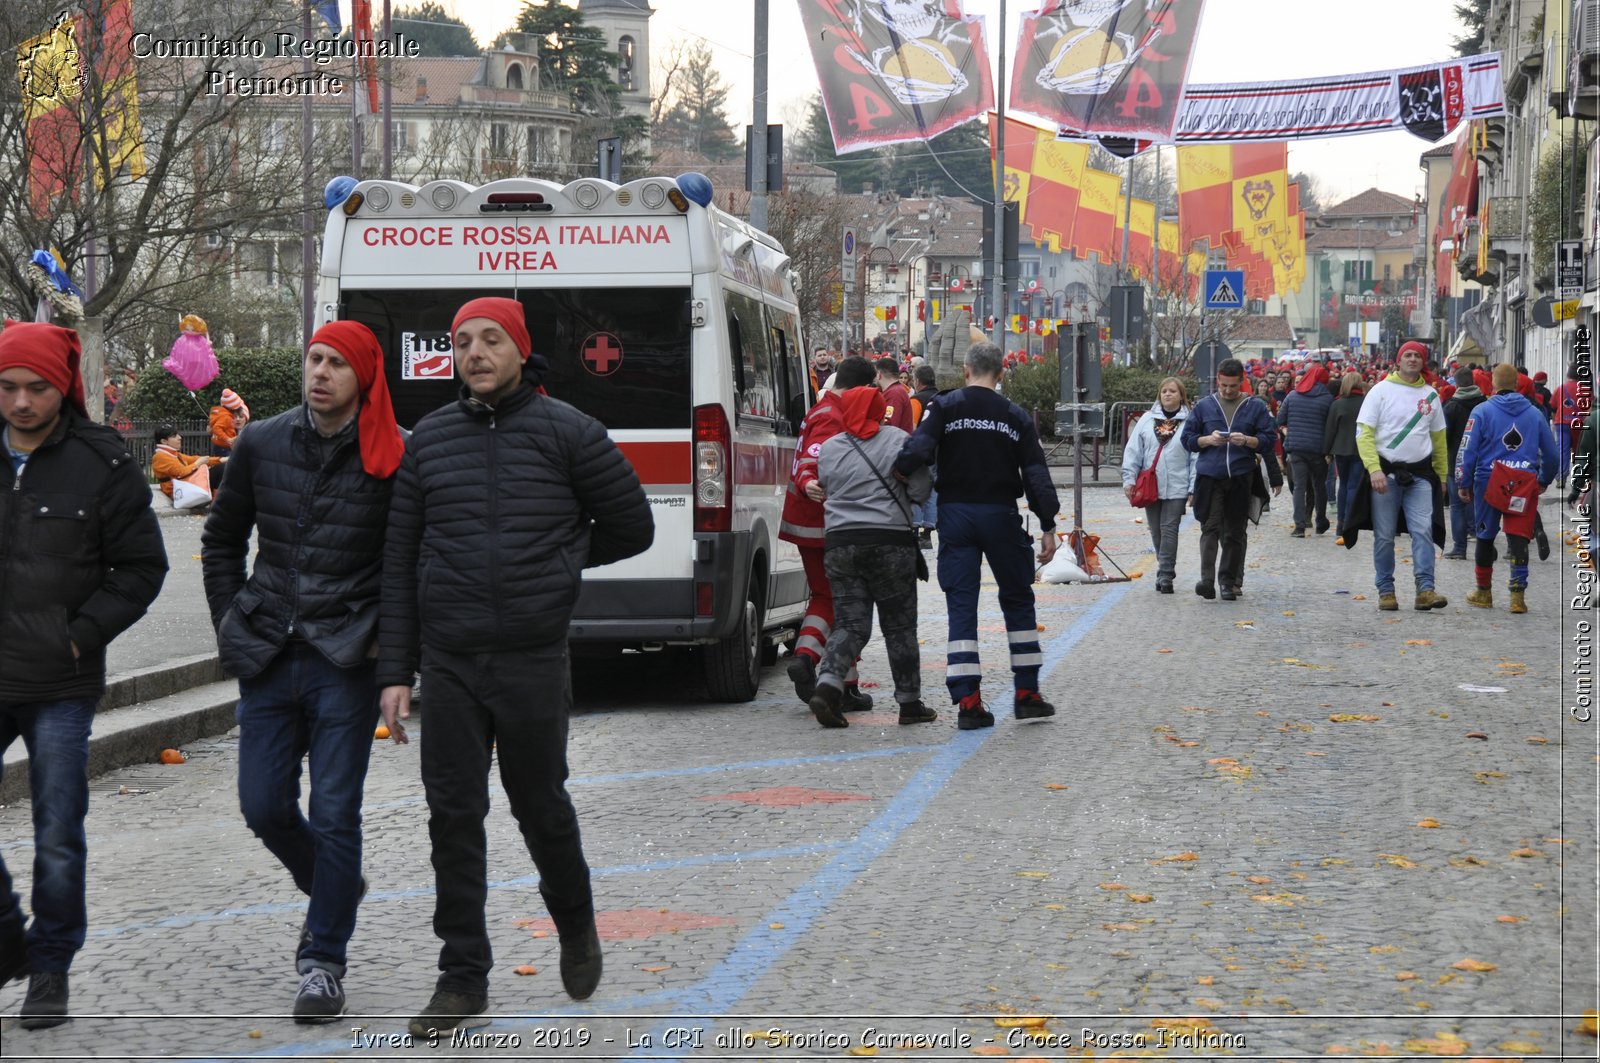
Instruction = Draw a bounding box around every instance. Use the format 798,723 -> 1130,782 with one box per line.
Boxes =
1009,0 -> 1207,143
798,0 -> 995,154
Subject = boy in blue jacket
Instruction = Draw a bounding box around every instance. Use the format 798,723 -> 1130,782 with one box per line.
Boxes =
1456,362 -> 1559,613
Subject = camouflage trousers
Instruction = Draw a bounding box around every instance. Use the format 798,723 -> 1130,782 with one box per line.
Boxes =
819,542 -> 922,704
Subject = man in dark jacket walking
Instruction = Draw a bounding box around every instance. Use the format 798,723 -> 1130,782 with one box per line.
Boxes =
202,321 -> 404,1023
894,341 -> 1060,730
0,322 -> 167,1030
1181,359 -> 1280,601
1442,367 -> 1487,559
1276,364 -> 1334,536
378,298 -> 652,1036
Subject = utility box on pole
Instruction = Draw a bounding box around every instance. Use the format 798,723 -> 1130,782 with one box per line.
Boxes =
745,125 -> 783,193
596,137 -> 621,183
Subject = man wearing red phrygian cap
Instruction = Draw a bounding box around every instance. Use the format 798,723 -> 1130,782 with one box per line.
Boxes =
202,320 -> 406,1024
376,297 -> 653,1037
0,322 -> 168,1031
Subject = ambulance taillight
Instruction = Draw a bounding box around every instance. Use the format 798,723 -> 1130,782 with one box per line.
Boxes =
693,403 -> 730,533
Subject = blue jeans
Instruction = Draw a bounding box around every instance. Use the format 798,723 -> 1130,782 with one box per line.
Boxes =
913,468 -> 938,531
1447,468 -> 1470,553
1369,473 -> 1438,594
0,696 -> 97,973
236,644 -> 378,976
1334,455 -> 1361,532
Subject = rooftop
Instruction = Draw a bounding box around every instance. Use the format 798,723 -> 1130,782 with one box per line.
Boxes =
1321,188 -> 1417,219
1230,314 -> 1295,343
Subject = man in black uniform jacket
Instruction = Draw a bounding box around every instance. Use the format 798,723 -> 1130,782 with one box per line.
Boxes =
893,341 -> 1061,730
378,297 -> 652,1036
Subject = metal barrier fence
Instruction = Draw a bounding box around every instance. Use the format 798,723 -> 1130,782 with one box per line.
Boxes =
116,419 -> 212,479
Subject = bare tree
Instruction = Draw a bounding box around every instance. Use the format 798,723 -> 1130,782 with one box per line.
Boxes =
0,0 -> 335,382
765,187 -> 860,348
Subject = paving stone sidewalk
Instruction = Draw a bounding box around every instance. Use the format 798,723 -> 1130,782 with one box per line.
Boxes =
0,491 -> 1592,1061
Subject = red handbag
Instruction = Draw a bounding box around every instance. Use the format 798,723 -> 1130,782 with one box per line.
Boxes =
1129,440 -> 1165,508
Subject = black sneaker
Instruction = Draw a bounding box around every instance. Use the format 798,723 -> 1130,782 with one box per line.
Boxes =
840,686 -> 873,712
1155,579 -> 1173,594
297,875 -> 368,966
1443,550 -> 1467,560
1315,517 -> 1331,535
897,700 -> 937,725
1219,586 -> 1237,601
292,968 -> 346,1025
559,921 -> 603,1001
808,685 -> 847,728
0,926 -> 27,987
1290,527 -> 1306,538
1013,690 -> 1056,720
20,971 -> 68,1030
786,655 -> 817,702
408,987 -> 489,1037
1195,581 -> 1216,599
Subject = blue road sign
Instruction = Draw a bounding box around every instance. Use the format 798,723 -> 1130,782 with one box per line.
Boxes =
1203,270 -> 1245,310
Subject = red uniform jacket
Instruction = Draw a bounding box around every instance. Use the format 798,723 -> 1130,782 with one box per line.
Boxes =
779,391 -> 846,547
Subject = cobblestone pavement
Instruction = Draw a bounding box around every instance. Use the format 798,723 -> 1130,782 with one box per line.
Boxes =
1,490 -> 1593,1061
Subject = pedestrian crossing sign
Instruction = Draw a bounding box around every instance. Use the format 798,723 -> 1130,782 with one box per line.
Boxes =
1204,270 -> 1245,310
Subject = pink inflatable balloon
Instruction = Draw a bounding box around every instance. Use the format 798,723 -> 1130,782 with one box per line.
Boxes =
163,331 -> 219,391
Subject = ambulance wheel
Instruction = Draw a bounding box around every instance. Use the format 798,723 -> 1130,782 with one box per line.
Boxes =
704,586 -> 763,702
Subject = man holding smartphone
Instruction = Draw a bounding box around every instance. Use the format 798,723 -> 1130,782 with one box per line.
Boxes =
1181,359 -> 1280,601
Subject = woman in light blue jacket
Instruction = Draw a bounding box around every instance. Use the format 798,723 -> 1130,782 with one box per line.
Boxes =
1121,377 -> 1198,594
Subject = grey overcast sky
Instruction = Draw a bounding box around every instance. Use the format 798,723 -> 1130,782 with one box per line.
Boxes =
429,0 -> 1474,205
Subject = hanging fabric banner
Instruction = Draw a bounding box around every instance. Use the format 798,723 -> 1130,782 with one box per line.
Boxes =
991,113 -> 1088,253
1010,0 -> 1207,144
798,0 -> 994,154
1170,52 -> 1504,144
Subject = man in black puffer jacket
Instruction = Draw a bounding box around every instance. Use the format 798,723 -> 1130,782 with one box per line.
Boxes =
0,322 -> 167,1030
1275,362 -> 1334,536
378,298 -> 651,1037
202,321 -> 405,1024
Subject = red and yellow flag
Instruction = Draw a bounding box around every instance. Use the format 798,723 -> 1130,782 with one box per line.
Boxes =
1113,195 -> 1156,277
1072,168 -> 1123,261
16,16 -> 83,217
1176,144 -> 1232,252
991,114 -> 1088,253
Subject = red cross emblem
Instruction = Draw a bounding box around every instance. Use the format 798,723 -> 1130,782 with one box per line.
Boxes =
581,332 -> 623,376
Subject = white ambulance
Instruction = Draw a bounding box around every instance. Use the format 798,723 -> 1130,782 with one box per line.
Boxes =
317,172 -> 813,701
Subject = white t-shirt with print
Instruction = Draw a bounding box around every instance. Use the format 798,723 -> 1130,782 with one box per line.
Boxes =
1356,376 -> 1444,465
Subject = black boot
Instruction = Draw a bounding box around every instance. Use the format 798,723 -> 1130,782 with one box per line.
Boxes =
560,921 -> 603,1001
20,971 -> 69,1030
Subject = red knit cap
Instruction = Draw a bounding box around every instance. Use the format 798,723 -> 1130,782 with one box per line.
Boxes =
0,320 -> 86,417
451,297 -> 531,360
308,321 -> 404,479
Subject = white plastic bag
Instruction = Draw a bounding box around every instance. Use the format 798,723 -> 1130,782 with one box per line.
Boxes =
1039,551 -> 1091,584
171,476 -> 211,511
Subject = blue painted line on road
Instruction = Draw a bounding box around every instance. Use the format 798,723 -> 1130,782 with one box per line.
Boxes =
629,579 -> 1134,1059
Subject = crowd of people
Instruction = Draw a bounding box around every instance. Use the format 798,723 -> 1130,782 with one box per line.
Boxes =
0,307 -> 1591,1040
1119,342 -> 1590,613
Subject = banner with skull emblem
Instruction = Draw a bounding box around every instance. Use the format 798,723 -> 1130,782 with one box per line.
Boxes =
1010,0 -> 1207,143
798,0 -> 994,154
1168,53 -> 1504,144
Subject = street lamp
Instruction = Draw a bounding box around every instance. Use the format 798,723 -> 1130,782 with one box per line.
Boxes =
859,245 -> 893,353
